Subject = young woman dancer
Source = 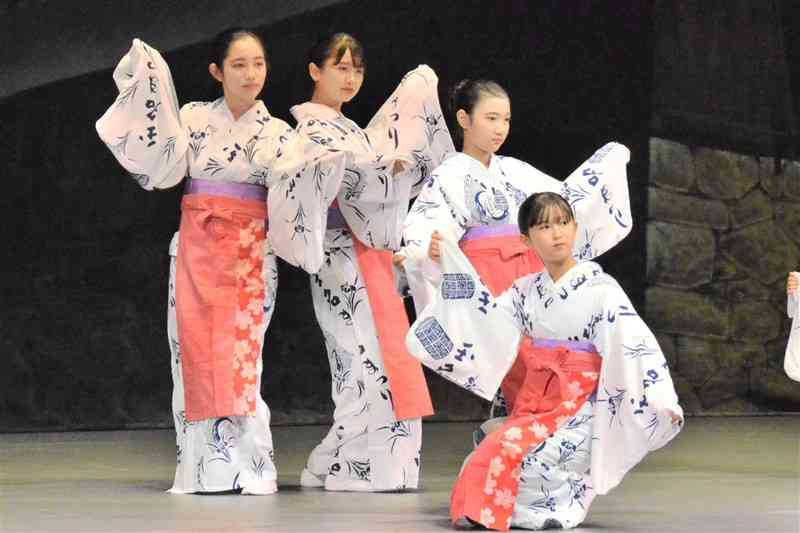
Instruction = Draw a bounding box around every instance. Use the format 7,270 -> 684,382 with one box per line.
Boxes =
396,79 -> 632,413
407,192 -> 683,530
786,271 -> 799,380
96,29 -> 347,494
290,33 -> 455,492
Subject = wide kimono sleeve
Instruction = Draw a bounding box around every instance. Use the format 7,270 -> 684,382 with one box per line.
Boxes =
399,173 -> 470,313
785,273 -> 800,381
405,238 -> 522,401
589,281 -> 683,495
365,65 -> 455,198
96,39 -> 189,190
295,115 -> 408,250
261,124 -> 349,274
560,142 -> 633,260
508,143 -> 633,261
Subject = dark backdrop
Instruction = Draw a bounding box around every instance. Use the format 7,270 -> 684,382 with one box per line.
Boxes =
0,0 -> 725,431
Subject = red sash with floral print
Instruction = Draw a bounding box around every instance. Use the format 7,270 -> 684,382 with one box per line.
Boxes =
175,193 -> 267,421
451,340 -> 602,530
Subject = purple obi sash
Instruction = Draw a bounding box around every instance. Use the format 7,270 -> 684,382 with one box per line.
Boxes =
326,204 -> 349,230
531,337 -> 598,355
184,178 -> 267,202
460,224 -> 519,242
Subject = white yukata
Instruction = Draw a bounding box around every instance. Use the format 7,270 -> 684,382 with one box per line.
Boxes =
290,65 -> 454,491
399,143 -> 633,314
406,240 -> 684,530
96,39 -> 346,494
785,272 -> 800,381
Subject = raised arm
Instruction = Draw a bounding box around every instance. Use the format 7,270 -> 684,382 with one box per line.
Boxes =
366,65 -> 455,197
96,39 -> 189,190
561,142 -> 633,259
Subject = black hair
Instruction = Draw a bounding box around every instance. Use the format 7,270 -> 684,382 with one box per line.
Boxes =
517,192 -> 575,234
308,32 -> 365,70
210,27 -> 267,72
448,79 -> 509,146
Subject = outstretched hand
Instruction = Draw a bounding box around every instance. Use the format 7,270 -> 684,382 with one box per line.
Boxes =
665,409 -> 683,426
788,272 -> 798,296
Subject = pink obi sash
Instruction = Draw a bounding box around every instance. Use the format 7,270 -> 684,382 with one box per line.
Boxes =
451,339 -> 601,531
175,179 -> 268,421
351,240 -> 434,421
327,199 -> 433,420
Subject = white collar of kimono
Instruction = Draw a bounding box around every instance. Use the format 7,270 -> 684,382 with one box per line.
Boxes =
210,97 -> 269,125
540,260 -> 603,291
446,151 -> 504,173
290,101 -> 348,123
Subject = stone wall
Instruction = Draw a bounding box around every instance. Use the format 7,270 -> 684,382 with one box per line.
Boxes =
647,137 -> 800,413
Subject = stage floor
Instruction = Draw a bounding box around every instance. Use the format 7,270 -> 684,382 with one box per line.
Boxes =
1,417 -> 798,532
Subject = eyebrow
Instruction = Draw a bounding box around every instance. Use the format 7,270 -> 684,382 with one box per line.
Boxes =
230,56 -> 265,62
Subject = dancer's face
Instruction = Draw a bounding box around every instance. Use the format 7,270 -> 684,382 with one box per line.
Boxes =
522,206 -> 577,264
458,95 -> 511,155
309,49 -> 365,107
210,35 -> 267,104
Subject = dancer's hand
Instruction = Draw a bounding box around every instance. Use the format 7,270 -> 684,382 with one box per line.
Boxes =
392,253 -> 406,269
428,231 -> 442,263
665,409 -> 683,426
788,272 -> 798,296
